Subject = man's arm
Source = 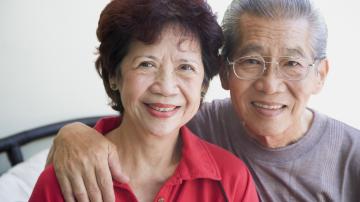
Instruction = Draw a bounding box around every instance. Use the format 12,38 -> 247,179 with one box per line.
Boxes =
47,122 -> 129,202
47,98 -> 231,202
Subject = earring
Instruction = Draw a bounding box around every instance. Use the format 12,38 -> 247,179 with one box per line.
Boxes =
201,90 -> 206,98
110,83 -> 117,91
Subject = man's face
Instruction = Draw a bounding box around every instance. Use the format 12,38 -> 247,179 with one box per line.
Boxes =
221,14 -> 328,147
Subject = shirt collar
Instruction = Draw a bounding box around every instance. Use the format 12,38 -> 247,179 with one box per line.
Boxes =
94,116 -> 221,185
170,126 -> 221,184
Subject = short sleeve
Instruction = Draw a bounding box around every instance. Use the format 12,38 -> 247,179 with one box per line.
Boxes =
29,164 -> 64,202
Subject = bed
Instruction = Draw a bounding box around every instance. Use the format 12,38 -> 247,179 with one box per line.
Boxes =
0,116 -> 103,202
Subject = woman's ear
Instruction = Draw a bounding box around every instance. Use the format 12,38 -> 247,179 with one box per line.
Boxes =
200,84 -> 209,103
220,65 -> 230,90
313,58 -> 329,94
109,76 -> 118,91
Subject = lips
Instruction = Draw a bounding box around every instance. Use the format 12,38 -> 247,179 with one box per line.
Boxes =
251,101 -> 286,110
146,103 -> 179,112
251,101 -> 287,117
145,103 -> 180,118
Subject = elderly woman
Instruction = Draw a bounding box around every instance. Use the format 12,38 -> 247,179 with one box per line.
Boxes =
47,0 -> 360,201
29,0 -> 258,201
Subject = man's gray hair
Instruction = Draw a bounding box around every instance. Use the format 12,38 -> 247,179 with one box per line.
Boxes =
221,0 -> 327,60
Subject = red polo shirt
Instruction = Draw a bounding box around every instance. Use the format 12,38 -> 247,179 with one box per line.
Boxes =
30,117 -> 259,202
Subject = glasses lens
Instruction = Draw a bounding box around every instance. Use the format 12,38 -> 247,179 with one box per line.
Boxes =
233,56 -> 264,79
278,57 -> 309,80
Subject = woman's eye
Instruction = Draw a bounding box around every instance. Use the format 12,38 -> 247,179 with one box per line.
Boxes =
138,62 -> 154,68
180,64 -> 195,72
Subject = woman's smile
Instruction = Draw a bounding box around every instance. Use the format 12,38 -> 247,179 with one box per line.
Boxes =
145,103 -> 181,119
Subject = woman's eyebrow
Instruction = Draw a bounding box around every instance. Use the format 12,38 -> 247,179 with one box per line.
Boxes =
178,58 -> 201,65
132,55 -> 158,62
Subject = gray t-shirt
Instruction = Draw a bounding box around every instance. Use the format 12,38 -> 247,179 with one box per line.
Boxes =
187,98 -> 360,202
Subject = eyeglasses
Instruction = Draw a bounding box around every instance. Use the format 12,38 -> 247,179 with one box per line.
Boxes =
227,56 -> 316,81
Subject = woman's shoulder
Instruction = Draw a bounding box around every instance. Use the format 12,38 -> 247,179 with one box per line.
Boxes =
32,164 -> 59,188
195,136 -> 259,201
29,164 -> 64,201
183,127 -> 247,175
199,138 -> 248,173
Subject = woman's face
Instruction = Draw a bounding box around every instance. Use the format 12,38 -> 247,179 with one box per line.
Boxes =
113,26 -> 204,137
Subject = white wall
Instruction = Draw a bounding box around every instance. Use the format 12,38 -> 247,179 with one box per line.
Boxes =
1,0 -> 359,172
308,0 -> 360,128
0,0 -> 112,173
207,0 -> 360,129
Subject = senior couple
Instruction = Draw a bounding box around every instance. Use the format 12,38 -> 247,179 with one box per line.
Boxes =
31,0 -> 360,201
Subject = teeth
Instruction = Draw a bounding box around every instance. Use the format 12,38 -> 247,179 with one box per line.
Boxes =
253,102 -> 284,110
151,106 -> 176,112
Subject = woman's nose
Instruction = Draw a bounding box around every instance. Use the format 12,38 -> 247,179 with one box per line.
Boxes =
150,68 -> 178,97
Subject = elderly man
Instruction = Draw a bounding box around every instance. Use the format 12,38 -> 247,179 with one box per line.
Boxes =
48,0 -> 360,201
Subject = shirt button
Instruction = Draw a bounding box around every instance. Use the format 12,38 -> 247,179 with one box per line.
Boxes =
158,197 -> 165,202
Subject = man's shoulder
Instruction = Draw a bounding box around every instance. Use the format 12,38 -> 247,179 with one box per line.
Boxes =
317,112 -> 360,167
322,114 -> 360,198
201,98 -> 232,113
194,98 -> 237,123
187,98 -> 242,144
321,112 -> 360,139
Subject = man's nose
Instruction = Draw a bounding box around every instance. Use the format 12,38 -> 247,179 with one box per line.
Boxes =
254,62 -> 285,94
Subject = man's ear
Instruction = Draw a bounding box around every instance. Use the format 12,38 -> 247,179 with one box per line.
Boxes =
219,65 -> 230,90
313,58 -> 329,94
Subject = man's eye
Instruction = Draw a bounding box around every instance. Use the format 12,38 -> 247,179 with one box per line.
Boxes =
138,62 -> 154,68
284,60 -> 302,68
237,58 -> 262,67
246,59 -> 261,64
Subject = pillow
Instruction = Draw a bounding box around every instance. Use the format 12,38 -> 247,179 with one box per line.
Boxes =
0,148 -> 49,202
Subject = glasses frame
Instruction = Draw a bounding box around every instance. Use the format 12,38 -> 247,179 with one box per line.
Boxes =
227,56 -> 316,81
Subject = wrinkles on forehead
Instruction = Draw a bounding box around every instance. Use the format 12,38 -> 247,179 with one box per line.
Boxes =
233,14 -> 313,59
234,43 -> 307,58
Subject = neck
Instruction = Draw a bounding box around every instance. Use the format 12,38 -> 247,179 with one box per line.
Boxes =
247,109 -> 314,148
106,119 -> 182,181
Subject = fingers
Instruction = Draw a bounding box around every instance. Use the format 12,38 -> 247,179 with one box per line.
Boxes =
108,144 -> 129,183
55,156 -> 105,202
56,171 -> 76,202
54,157 -> 90,202
50,122 -> 120,202
95,162 -> 115,202
83,167 -> 103,202
70,174 -> 90,202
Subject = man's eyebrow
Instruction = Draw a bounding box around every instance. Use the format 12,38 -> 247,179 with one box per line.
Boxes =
284,48 -> 306,58
234,44 -> 264,57
234,45 -> 307,58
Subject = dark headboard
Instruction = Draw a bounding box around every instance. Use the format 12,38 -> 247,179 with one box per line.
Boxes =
0,116 -> 104,166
